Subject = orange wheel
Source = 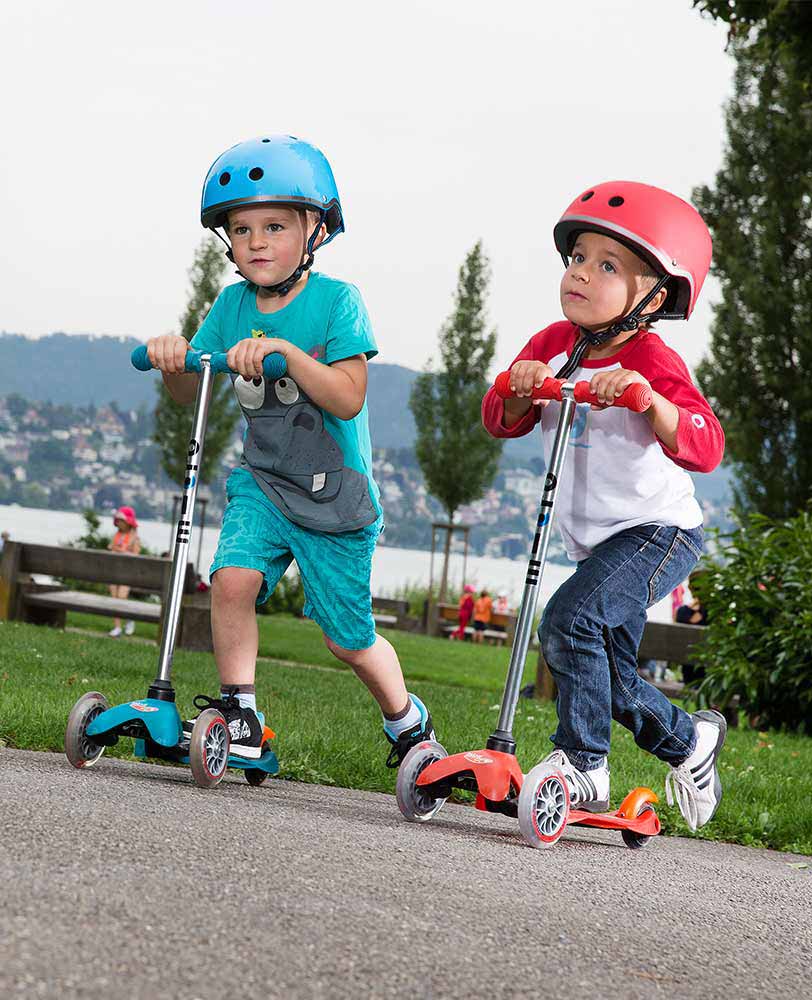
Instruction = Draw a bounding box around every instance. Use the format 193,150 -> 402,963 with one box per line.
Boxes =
617,786 -> 658,820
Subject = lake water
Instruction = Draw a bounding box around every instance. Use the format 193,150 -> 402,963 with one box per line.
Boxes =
1,504 -> 673,622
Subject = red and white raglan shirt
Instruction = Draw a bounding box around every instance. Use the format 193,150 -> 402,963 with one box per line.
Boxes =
482,321 -> 725,563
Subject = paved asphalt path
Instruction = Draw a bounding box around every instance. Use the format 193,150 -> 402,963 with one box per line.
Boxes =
1,748 -> 810,1000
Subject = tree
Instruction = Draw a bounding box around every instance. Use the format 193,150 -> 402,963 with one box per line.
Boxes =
153,237 -> 238,486
409,241 -> 503,600
692,39 -> 812,518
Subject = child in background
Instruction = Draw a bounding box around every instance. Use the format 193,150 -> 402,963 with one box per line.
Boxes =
450,584 -> 475,640
482,181 -> 726,831
472,588 -> 492,644
108,506 -> 140,637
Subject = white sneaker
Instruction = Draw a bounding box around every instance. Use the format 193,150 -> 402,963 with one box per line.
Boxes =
541,749 -> 610,813
665,710 -> 727,831
124,620 -> 135,635
108,626 -> 122,638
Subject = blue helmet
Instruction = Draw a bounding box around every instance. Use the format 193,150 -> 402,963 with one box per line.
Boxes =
200,135 -> 344,242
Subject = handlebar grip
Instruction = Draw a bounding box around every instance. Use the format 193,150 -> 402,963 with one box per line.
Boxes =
493,371 -> 651,412
130,346 -> 287,380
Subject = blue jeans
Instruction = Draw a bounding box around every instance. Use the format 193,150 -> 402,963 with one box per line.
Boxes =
540,523 -> 703,769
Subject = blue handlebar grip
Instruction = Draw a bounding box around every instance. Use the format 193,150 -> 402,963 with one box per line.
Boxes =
130,345 -> 287,379
130,345 -> 152,371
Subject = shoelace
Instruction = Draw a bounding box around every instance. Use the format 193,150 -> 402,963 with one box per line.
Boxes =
665,764 -> 699,832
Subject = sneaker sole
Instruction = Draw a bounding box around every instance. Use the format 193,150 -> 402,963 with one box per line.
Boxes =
574,798 -> 610,814
227,744 -> 263,760
694,709 -> 727,824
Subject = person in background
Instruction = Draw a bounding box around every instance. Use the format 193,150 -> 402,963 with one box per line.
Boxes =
450,584 -> 475,640
494,591 -> 509,615
0,530 -> 9,553
671,582 -> 686,621
472,588 -> 493,644
675,570 -> 708,686
108,506 -> 141,637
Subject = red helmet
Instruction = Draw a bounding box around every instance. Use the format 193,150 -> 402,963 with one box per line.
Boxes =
553,181 -> 712,320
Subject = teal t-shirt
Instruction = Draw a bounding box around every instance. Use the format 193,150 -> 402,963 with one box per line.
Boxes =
191,273 -> 382,533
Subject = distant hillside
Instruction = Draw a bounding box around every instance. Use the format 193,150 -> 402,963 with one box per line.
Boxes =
0,331 -> 731,501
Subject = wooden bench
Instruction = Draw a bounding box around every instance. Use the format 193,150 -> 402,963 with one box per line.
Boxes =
533,620 -> 706,703
371,597 -> 410,630
0,541 -> 212,652
435,602 -> 517,645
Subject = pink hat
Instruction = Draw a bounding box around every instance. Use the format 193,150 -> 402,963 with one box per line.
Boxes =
114,506 -> 138,528
463,584 -> 475,593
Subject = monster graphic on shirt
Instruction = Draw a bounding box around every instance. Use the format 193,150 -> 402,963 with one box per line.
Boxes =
233,373 -> 378,533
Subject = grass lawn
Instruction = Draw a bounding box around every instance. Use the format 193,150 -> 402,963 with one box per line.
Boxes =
3,617 -> 811,855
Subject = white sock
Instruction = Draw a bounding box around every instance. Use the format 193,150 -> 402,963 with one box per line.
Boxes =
228,691 -> 256,714
383,697 -> 421,737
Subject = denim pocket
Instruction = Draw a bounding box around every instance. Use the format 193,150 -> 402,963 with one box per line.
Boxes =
647,527 -> 703,605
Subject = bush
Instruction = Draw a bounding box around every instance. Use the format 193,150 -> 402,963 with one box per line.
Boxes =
694,509 -> 812,733
259,570 -> 305,617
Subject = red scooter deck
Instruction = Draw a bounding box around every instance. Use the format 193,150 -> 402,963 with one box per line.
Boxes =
417,747 -> 660,838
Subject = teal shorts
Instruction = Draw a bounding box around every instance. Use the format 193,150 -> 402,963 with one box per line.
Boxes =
211,468 -> 382,651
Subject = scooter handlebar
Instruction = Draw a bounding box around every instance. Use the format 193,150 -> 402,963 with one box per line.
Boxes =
493,371 -> 652,413
130,345 -> 288,380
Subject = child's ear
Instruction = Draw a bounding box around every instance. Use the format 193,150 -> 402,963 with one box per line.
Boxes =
311,221 -> 327,250
643,284 -> 668,315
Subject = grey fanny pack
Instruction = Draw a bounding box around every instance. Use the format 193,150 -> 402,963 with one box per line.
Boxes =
233,374 -> 377,533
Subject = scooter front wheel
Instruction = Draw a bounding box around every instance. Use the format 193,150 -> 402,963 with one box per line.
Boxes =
65,692 -> 110,769
396,741 -> 449,823
518,762 -> 570,849
189,709 -> 230,788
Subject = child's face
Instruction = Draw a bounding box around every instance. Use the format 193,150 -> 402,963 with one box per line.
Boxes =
227,205 -> 321,289
559,232 -> 661,332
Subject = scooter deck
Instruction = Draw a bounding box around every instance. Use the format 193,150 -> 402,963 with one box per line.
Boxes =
417,748 -> 659,836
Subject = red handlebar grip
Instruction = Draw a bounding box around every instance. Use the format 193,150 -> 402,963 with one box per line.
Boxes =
493,371 -> 651,412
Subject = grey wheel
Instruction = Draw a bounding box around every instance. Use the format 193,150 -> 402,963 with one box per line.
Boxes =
396,741 -> 448,823
65,692 -> 109,769
622,803 -> 655,850
518,762 -> 570,849
189,709 -> 230,788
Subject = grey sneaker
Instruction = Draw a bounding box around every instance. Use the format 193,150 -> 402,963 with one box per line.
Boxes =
665,710 -> 727,831
541,749 -> 610,813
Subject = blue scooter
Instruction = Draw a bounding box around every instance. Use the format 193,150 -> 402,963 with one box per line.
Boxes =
65,346 -> 286,789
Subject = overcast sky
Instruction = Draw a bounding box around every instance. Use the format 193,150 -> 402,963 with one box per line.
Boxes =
2,0 -> 733,375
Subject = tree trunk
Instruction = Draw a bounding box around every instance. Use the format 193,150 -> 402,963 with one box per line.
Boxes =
438,510 -> 454,603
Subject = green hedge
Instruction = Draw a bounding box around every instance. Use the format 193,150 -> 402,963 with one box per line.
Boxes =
695,509 -> 812,732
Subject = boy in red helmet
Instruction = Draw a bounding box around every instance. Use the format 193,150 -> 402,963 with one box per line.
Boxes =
482,181 -> 726,832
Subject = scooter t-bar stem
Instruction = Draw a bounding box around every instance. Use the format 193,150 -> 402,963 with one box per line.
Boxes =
493,371 -> 652,412
486,383 -> 578,753
130,347 -> 288,695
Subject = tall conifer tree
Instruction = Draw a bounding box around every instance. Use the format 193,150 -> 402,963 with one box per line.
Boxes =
693,40 -> 812,517
410,242 -> 502,600
153,237 -> 238,486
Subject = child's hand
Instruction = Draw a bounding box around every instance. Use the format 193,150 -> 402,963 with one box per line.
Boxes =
508,361 -> 555,405
589,368 -> 652,409
146,335 -> 191,375
226,337 -> 289,379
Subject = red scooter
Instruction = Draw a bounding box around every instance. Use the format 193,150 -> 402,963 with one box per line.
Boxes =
396,371 -> 661,849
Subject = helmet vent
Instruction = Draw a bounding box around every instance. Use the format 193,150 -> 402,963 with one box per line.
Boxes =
249,167 -> 264,181
261,138 -> 271,143
608,196 -> 624,207
581,191 -> 594,202
218,172 -> 231,186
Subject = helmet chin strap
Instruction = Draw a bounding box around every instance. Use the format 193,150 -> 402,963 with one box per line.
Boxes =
212,209 -> 325,297
556,268 -> 670,380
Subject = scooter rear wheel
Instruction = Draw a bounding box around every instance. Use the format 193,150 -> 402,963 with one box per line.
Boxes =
65,692 -> 110,769
518,762 -> 570,849
396,741 -> 449,823
189,709 -> 230,788
621,803 -> 655,850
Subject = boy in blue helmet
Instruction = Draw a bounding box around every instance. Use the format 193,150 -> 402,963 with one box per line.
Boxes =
146,135 -> 434,766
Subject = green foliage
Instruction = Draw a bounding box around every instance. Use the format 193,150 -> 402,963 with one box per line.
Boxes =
258,570 -> 306,617
69,510 -> 112,550
693,509 -> 812,733
409,242 -> 503,596
153,236 -> 239,486
693,40 -> 812,519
